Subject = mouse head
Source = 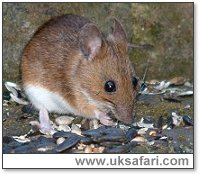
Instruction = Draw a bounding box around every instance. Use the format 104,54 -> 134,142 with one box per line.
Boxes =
77,19 -> 138,124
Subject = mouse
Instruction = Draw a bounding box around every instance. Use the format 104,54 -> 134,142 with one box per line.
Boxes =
21,14 -> 138,135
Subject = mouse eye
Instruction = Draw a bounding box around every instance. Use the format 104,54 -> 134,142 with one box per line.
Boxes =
104,80 -> 116,93
132,76 -> 138,87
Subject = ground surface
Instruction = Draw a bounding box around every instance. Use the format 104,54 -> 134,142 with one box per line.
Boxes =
2,83 -> 193,154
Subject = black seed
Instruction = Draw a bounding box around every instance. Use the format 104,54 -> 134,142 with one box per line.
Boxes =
95,135 -> 126,143
55,136 -> 80,152
81,126 -> 106,137
14,144 -> 36,153
100,127 -> 125,137
183,115 -> 193,126
79,137 -> 93,144
125,127 -> 137,142
32,136 -> 56,146
53,131 -> 78,138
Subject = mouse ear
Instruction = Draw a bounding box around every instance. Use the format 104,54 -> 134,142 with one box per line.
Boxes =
112,18 -> 128,52
79,23 -> 102,61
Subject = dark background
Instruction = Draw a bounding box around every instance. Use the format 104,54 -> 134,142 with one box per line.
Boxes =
3,2 -> 193,88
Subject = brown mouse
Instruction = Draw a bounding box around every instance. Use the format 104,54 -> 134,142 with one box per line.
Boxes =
21,14 -> 138,134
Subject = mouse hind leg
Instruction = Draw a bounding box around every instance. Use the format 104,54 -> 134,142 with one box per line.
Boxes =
24,85 -> 57,135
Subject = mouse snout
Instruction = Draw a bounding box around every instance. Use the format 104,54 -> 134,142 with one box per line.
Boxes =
115,104 -> 135,124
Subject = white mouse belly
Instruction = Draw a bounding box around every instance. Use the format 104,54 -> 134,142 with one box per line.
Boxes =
24,85 -> 77,114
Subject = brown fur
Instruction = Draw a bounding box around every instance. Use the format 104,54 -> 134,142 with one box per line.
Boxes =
21,14 -> 137,124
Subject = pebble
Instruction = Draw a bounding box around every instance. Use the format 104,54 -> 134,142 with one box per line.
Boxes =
184,104 -> 191,109
56,137 -> 65,145
131,136 -> 145,142
84,145 -> 93,153
57,124 -> 71,132
184,81 -> 193,87
71,123 -> 82,135
169,76 -> 185,85
137,128 -> 148,135
149,130 -> 157,136
148,79 -> 160,85
55,116 -> 74,125
171,112 -> 183,126
162,124 -> 168,130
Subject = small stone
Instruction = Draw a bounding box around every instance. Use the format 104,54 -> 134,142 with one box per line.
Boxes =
56,137 -> 65,145
169,76 -> 186,85
184,81 -> 193,87
131,136 -> 145,142
93,147 -> 105,153
184,104 -> 191,109
71,124 -> 82,135
137,128 -> 148,135
55,116 -> 74,125
57,124 -> 71,132
149,131 -> 157,136
148,79 -> 160,85
77,143 -> 86,150
162,124 -> 169,130
84,145 -> 93,153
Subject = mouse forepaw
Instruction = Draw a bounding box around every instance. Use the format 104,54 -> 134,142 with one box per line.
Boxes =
98,113 -> 114,126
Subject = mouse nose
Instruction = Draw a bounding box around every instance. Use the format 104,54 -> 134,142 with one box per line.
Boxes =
116,104 -> 135,124
122,116 -> 134,124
